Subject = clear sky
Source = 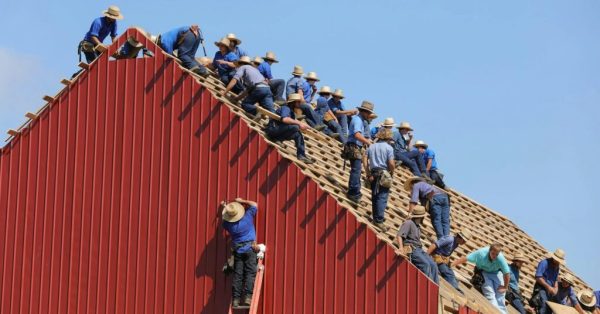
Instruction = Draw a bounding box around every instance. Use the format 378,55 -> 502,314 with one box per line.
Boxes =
1,1 -> 598,288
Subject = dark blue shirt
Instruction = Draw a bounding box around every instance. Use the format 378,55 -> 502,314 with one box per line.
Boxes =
423,148 -> 438,170
257,62 -> 273,79
328,98 -> 345,113
595,291 -> 600,307
83,17 -> 117,42
301,81 -> 314,103
509,264 -> 521,293
433,235 -> 459,257
213,51 -> 239,76
222,205 -> 258,253
314,96 -> 330,119
535,258 -> 560,287
233,46 -> 247,59
554,285 -> 578,306
159,26 -> 189,54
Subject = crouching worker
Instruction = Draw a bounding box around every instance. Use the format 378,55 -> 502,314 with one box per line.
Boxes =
265,93 -> 315,164
396,205 -> 439,284
365,128 -> 395,230
221,198 -> 259,308
506,253 -> 529,314
427,229 -> 472,292
157,25 -> 209,76
223,56 -> 275,115
79,6 -> 123,63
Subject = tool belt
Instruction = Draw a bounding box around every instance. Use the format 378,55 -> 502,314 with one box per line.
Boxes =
528,283 -> 544,309
432,254 -> 451,265
403,244 -> 413,255
470,267 -> 485,292
341,143 -> 364,161
323,110 -> 335,122
371,169 -> 392,189
79,40 -> 96,53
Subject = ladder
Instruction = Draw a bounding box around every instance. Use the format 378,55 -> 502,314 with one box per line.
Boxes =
228,253 -> 265,314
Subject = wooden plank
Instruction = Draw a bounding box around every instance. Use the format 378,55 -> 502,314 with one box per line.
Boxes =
7,129 -> 19,137
77,62 -> 89,70
547,302 -> 580,314
43,95 -> 55,103
60,78 -> 72,86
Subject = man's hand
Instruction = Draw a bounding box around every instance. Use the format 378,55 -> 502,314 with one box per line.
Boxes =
547,286 -> 558,296
299,123 -> 309,131
235,197 -> 243,202
368,175 -> 374,182
497,286 -> 507,294
395,248 -> 405,256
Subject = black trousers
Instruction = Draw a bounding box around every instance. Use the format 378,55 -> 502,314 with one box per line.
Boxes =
430,169 -> 446,189
232,250 -> 258,299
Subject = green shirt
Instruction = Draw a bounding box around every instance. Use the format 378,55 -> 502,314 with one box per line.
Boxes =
467,246 -> 510,274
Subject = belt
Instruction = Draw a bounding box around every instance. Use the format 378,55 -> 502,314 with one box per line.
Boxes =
255,83 -> 269,88
432,254 -> 451,264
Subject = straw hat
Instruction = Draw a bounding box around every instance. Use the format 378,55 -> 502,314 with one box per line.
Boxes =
237,56 -> 252,65
457,229 -> 472,241
368,113 -> 378,120
398,122 -> 413,131
264,51 -> 279,63
356,101 -> 375,113
318,86 -> 332,95
403,176 -> 424,191
411,205 -> 427,218
226,33 -> 242,45
512,252 -> 527,263
376,128 -> 394,141
292,65 -> 304,76
547,248 -> 566,265
287,93 -> 303,103
222,202 -> 245,222
577,290 -> 597,308
103,5 -> 124,20
304,71 -> 320,81
560,273 -> 575,286
215,37 -> 231,48
381,117 -> 396,127
332,89 -> 345,99
127,36 -> 143,48
150,35 -> 158,43
252,56 -> 264,65
196,56 -> 212,65
414,140 -> 428,148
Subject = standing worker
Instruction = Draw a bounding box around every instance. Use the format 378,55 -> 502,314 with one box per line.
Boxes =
365,128 -> 395,230
79,5 -> 123,63
344,101 -> 375,203
157,25 -> 209,76
221,198 -> 260,308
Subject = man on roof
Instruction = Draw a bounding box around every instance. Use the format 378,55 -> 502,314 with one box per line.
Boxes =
226,33 -> 248,58
545,274 -> 586,314
314,86 -> 343,141
256,52 -> 286,104
452,243 -> 511,314
328,89 -> 357,139
157,25 -> 209,77
395,122 -> 427,177
396,205 -> 440,284
223,56 -> 275,116
79,5 -> 123,63
414,140 -> 446,189
365,128 -> 396,230
404,176 -> 451,239
530,249 -> 566,314
427,229 -> 472,292
264,93 -> 315,164
285,67 -> 325,130
506,253 -> 529,314
213,37 -> 242,93
344,101 -> 375,203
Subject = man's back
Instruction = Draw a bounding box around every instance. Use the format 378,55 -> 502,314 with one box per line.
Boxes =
367,142 -> 393,170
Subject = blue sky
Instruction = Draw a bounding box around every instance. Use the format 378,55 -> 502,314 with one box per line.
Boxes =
1,1 -> 598,288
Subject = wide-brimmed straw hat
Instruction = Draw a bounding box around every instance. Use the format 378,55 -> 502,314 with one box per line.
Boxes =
332,89 -> 345,99
577,290 -> 597,308
368,113 -> 378,120
512,252 -> 527,263
304,71 -> 320,81
414,140 -> 428,148
127,36 -> 143,48
252,56 -> 264,65
560,273 -> 575,286
547,248 -> 566,265
215,37 -> 231,48
196,56 -> 213,65
411,205 -> 427,218
103,5 -> 124,20
356,101 -> 375,113
398,122 -> 413,131
403,176 -> 424,191
318,86 -> 332,95
287,93 -> 303,103
457,229 -> 472,241
292,65 -> 304,76
237,56 -> 252,65
376,128 -> 394,141
222,202 -> 245,222
381,117 -> 396,127
226,33 -> 242,45
264,51 -> 279,63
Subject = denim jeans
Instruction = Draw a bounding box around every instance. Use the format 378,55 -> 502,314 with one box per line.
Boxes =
325,120 -> 346,143
510,296 -> 526,314
266,123 -> 306,158
395,150 -> 426,176
232,250 -> 258,299
482,271 -> 507,314
538,289 -> 551,314
430,169 -> 446,189
298,103 -> 321,127
177,30 -> 208,75
336,114 -> 349,138
347,158 -> 362,197
370,177 -> 389,223
241,86 -> 275,115
429,194 -> 450,239
410,247 -> 439,284
268,79 -> 285,102
438,263 -> 460,291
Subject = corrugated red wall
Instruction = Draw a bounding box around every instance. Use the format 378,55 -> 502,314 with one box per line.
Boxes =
0,28 -> 438,313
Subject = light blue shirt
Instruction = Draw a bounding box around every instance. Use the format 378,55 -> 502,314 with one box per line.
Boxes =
286,76 -> 304,98
233,46 -> 247,58
509,264 -> 521,293
367,142 -> 394,170
467,246 -> 510,274
233,65 -> 266,89
302,81 -> 314,103
315,96 -> 330,119
424,148 -> 438,170
328,98 -> 344,113
348,115 -> 366,147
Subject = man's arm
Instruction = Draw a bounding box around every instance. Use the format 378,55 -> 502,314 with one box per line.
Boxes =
354,132 -> 372,146
535,277 -> 557,295
574,303 -> 585,314
451,256 -> 467,268
387,157 -> 395,174
497,273 -> 510,293
427,243 -> 437,255
235,198 -> 257,208
426,158 -> 432,171
281,117 -> 309,130
224,78 -> 238,94
363,153 -> 370,179
396,236 -> 405,256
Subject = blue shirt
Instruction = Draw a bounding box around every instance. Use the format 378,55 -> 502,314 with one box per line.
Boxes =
233,46 -> 247,58
535,258 -> 560,287
222,205 -> 258,253
301,81 -> 314,103
213,51 -> 239,76
410,181 -> 435,204
595,291 -> 600,307
396,132 -> 410,152
257,62 -> 273,79
286,76 -> 305,98
433,235 -> 459,257
83,17 -> 117,42
466,246 -> 511,274
554,286 -> 578,306
348,115 -> 366,147
366,142 -> 394,170
314,96 -> 330,119
392,129 -> 403,157
424,148 -> 438,170
509,264 -> 521,293
328,98 -> 345,113
370,126 -> 379,138
159,26 -> 189,54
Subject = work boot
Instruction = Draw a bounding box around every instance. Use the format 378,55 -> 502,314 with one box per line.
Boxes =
346,193 -> 361,204
243,295 -> 253,306
275,99 -> 285,106
330,133 -> 340,139
232,298 -> 241,308
314,124 -> 326,131
374,222 -> 389,232
298,156 -> 315,164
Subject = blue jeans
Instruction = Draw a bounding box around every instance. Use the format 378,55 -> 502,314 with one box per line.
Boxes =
298,103 -> 321,127
538,289 -> 551,314
482,271 -> 507,314
336,114 -> 349,138
438,263 -> 460,290
266,123 -> 306,158
370,177 -> 389,223
325,120 -> 346,143
395,150 -> 426,176
268,79 -> 285,102
241,86 -> 275,115
347,158 -> 362,197
177,31 -> 208,75
430,194 -> 450,239
410,247 -> 439,284
510,297 -> 526,314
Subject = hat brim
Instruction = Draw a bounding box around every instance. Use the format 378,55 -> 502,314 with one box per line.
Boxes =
411,213 -> 427,219
222,203 -> 245,222
237,60 -> 252,65
398,126 -> 414,131
414,144 -> 428,148
305,77 -> 320,82
381,123 -> 396,127
229,38 -> 242,45
292,71 -> 304,76
548,252 -> 566,265
512,257 -> 527,263
264,57 -> 279,63
356,107 -> 374,114
103,11 -> 124,20
577,292 -> 597,308
332,94 -> 345,99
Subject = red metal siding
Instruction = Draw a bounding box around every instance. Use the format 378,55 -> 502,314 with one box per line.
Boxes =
0,28 -> 438,313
